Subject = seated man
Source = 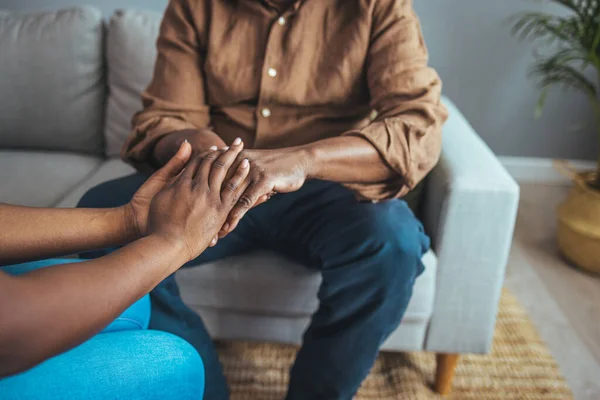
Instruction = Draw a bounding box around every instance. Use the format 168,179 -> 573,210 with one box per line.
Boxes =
79,0 -> 447,399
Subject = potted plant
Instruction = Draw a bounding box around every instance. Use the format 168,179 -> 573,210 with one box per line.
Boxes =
512,0 -> 600,274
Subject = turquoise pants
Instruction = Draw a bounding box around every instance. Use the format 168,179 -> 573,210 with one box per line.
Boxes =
0,259 -> 205,400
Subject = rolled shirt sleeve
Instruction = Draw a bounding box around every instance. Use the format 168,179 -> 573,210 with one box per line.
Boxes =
122,0 -> 211,171
343,0 -> 448,201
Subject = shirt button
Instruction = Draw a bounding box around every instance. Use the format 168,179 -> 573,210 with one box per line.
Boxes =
267,68 -> 277,78
261,108 -> 271,118
278,16 -> 286,26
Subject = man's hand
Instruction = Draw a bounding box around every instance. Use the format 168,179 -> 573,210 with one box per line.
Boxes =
125,141 -> 193,239
153,129 -> 227,167
220,146 -> 310,236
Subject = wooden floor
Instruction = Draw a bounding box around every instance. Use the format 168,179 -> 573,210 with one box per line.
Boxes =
505,183 -> 600,400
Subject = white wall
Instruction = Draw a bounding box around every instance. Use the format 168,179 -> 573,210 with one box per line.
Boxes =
2,0 -> 597,160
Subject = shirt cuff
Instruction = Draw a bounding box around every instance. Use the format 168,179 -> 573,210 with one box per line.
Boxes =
341,118 -> 414,201
342,116 -> 442,201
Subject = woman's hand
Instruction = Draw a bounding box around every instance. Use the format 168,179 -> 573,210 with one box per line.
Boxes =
147,140 -> 250,262
126,141 -> 194,239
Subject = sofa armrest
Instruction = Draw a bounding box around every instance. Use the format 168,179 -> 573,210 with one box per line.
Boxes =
422,98 -> 520,354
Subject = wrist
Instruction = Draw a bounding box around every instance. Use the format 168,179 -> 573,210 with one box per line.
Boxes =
118,205 -> 141,243
153,129 -> 225,166
187,129 -> 226,153
297,143 -> 320,180
145,233 -> 191,264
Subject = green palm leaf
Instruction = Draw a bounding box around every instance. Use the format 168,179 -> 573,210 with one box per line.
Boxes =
512,0 -> 600,186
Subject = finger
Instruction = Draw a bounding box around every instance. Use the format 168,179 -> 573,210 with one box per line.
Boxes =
161,140 -> 192,179
217,166 -> 252,239
209,237 -> 218,247
208,139 -> 244,189
146,141 -> 192,191
195,146 -> 218,160
177,155 -> 204,188
179,145 -> 220,186
254,194 -> 269,207
193,149 -> 221,188
218,219 -> 230,239
234,181 -> 264,217
224,180 -> 270,233
232,194 -> 270,225
218,228 -> 229,240
217,175 -> 253,239
221,158 -> 250,201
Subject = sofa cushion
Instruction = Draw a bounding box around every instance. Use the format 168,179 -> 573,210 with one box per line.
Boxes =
0,7 -> 105,154
177,250 -> 437,322
105,10 -> 161,157
0,150 -> 103,207
57,158 -> 136,208
194,306 -> 430,351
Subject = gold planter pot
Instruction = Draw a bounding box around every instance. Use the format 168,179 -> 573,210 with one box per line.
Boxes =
557,171 -> 600,274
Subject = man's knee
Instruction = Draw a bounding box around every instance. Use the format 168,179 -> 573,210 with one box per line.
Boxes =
352,201 -> 428,292
77,173 -> 146,209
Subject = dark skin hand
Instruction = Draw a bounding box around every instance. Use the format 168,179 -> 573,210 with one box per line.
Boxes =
154,130 -> 396,236
0,140 -> 250,378
153,128 -> 226,167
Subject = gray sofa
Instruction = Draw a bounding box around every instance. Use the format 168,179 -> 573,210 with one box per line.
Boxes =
0,7 -> 520,393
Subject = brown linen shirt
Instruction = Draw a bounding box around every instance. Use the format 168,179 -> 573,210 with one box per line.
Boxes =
123,0 -> 448,201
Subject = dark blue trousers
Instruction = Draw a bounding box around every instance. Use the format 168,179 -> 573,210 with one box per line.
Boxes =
78,175 -> 429,400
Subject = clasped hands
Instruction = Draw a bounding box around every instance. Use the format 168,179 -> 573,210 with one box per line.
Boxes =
202,139 -> 310,241
124,138 -> 310,263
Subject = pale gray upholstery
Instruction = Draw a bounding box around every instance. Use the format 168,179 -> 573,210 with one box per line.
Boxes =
179,250 -> 436,319
177,250 -> 437,351
57,159 -> 136,208
0,150 -> 102,207
193,307 -> 431,351
104,10 -> 161,157
0,7 -> 519,358
0,7 -> 105,154
423,100 -> 520,353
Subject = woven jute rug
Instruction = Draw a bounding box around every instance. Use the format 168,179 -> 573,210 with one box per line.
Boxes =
216,289 -> 573,399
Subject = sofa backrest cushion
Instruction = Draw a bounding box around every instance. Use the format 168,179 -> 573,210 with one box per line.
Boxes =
0,7 -> 105,154
105,10 -> 161,157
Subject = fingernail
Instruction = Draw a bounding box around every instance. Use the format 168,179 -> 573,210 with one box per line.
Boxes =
223,146 -> 230,151
222,223 -> 230,232
183,139 -> 189,144
209,145 -> 218,151
233,137 -> 242,145
241,159 -> 249,168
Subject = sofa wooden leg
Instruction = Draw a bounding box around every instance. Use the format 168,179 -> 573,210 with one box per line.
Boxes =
435,353 -> 459,395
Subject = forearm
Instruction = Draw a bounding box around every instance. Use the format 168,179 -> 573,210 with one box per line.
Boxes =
0,235 -> 187,377
301,136 -> 396,183
0,205 -> 136,266
153,129 -> 226,166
